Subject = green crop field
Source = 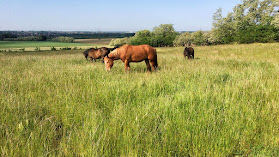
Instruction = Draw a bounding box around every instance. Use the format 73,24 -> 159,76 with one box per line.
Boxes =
0,41 -> 95,49
1,43 -> 279,156
0,41 -> 111,52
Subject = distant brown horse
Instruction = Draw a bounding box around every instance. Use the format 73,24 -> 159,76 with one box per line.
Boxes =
104,45 -> 158,72
183,47 -> 194,59
83,46 -> 118,62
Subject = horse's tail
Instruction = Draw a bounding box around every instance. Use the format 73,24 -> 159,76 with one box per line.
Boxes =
83,49 -> 90,59
155,56 -> 158,68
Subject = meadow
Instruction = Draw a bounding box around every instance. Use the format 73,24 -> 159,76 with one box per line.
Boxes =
0,43 -> 279,156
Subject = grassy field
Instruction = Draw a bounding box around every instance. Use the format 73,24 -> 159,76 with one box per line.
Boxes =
0,43 -> 279,156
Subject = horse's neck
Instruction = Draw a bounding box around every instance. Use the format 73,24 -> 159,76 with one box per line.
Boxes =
110,49 -> 120,59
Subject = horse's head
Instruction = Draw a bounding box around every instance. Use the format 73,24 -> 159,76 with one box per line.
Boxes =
104,57 -> 113,71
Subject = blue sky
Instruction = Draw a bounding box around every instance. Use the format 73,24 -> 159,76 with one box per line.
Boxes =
0,0 -> 242,31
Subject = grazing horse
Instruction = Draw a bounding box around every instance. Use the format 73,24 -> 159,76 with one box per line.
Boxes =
83,46 -> 118,62
104,44 -> 158,72
183,47 -> 194,59
83,48 -> 98,62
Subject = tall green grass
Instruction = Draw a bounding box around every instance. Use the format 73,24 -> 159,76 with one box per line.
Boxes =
1,43 -> 279,156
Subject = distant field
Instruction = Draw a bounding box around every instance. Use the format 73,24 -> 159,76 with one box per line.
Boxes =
0,40 -> 111,51
0,41 -> 94,48
1,43 -> 279,156
75,38 -> 113,45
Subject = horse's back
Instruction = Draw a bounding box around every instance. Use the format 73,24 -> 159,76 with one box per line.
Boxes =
88,49 -> 101,58
123,44 -> 156,55
118,45 -> 157,62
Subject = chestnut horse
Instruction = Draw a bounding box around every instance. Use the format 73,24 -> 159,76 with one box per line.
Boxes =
83,46 -> 118,62
104,45 -> 158,72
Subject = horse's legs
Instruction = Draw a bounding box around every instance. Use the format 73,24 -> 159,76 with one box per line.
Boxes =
90,57 -> 93,62
125,60 -> 130,72
145,59 -> 152,71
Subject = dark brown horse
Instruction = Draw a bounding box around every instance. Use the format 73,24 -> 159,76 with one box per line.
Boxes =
83,46 -> 118,62
83,48 -> 98,62
183,47 -> 194,59
104,45 -> 158,72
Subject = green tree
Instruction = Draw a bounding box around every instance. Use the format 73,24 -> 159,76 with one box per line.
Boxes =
211,9 -> 236,44
234,0 -> 278,43
191,31 -> 207,46
173,32 -> 193,46
130,30 -> 152,45
211,0 -> 279,44
152,24 -> 178,47
271,1 -> 279,28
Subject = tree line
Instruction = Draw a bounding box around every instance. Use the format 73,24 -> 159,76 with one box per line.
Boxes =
1,35 -> 74,43
110,0 -> 279,47
0,32 -> 135,42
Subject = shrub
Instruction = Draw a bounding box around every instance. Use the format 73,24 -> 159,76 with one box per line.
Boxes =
151,24 -> 178,47
235,24 -> 279,43
128,24 -> 178,47
60,47 -> 71,50
109,37 -> 131,47
174,31 -> 211,47
191,31 -> 207,46
35,47 -> 40,51
51,36 -> 74,43
173,32 -> 193,47
130,30 -> 152,45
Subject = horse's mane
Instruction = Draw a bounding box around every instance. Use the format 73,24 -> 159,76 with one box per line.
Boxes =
110,46 -> 119,51
110,48 -> 119,56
